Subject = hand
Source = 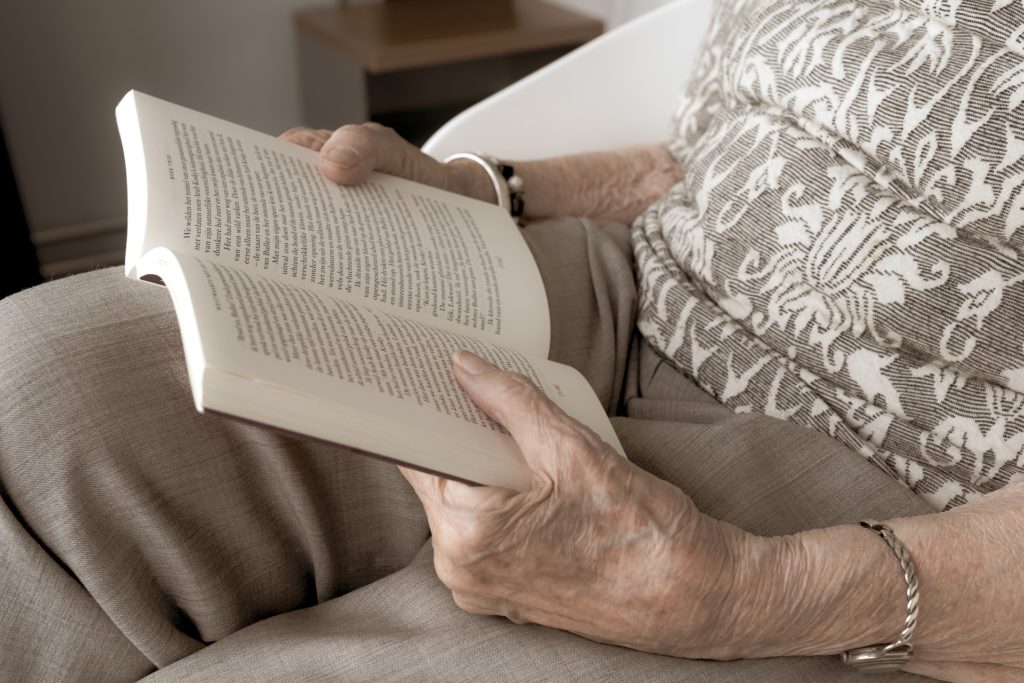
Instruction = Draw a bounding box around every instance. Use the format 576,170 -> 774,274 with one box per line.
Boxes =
279,123 -> 496,202
400,349 -> 765,659
281,125 -> 685,224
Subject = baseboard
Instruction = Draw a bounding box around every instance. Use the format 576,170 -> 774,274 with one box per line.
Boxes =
33,217 -> 126,278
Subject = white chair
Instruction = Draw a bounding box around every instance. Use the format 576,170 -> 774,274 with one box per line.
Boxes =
422,0 -> 713,161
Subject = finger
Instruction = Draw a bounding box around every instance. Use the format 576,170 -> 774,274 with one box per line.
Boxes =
452,592 -> 531,624
319,124 -> 376,184
398,465 -> 443,507
451,591 -> 494,616
279,127 -> 327,150
451,350 -> 604,473
398,465 -> 511,512
278,126 -> 309,142
303,129 -> 334,151
319,123 -> 448,187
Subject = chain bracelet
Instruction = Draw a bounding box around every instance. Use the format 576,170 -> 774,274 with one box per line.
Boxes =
840,520 -> 919,674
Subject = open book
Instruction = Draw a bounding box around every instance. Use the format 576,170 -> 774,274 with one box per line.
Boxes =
115,91 -> 623,491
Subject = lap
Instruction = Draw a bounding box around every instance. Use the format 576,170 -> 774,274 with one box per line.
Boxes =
623,342 -> 932,535
0,216 -> 634,678
0,266 -> 428,676
521,217 -> 636,413
146,352 -> 932,680
145,543 -> 927,682
0,217 -> 930,681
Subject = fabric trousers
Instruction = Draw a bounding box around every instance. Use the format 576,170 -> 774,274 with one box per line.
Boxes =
0,218 -> 931,681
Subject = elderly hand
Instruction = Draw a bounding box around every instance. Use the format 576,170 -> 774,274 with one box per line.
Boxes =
280,124 -> 684,224
279,123 -> 496,203
399,352 -> 1024,681
399,349 -> 766,659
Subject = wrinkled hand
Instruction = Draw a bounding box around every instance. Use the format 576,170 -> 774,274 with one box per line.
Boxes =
279,123 -> 494,202
400,349 -> 763,659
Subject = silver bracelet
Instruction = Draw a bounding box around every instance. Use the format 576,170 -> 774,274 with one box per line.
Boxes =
444,152 -> 524,220
841,520 -> 919,674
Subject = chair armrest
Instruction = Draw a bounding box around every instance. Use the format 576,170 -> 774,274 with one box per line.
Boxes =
422,0 -> 713,160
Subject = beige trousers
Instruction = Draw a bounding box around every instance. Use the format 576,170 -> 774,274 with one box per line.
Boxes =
0,219 -> 930,681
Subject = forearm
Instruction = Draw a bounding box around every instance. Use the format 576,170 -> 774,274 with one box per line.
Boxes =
448,145 -> 682,225
734,482 -> 1024,672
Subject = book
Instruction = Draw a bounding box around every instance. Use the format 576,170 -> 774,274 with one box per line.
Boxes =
115,91 -> 624,491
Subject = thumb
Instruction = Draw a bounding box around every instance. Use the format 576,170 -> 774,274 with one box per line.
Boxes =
452,350 -> 601,475
319,123 -> 448,188
319,124 -> 380,185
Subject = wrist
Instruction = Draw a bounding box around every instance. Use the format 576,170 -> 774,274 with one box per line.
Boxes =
711,530 -> 796,658
444,159 -> 502,204
658,521 -> 777,660
735,526 -> 907,658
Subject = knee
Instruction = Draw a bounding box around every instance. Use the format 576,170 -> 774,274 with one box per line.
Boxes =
1,267 -> 166,387
0,278 -> 77,404
0,268 -> 184,470
1,266 -> 176,365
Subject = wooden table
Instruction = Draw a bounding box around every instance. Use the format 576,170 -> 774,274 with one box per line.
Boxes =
295,0 -> 603,144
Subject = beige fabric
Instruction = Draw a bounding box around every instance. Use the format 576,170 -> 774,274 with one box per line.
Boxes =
0,219 -> 928,680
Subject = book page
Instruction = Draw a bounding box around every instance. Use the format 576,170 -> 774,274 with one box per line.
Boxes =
148,250 -> 621,490
117,91 -> 550,358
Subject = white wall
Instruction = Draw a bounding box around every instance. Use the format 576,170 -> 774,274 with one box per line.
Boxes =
550,0 -> 674,27
0,0 -> 669,248
0,0 -> 323,238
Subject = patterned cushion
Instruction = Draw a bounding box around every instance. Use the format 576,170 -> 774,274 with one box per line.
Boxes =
633,0 -> 1024,509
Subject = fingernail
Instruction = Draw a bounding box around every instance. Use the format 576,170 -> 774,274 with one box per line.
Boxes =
453,349 -> 491,375
326,146 -> 359,169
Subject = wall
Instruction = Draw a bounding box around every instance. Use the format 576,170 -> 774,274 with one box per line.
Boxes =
551,0 -> 673,27
0,0 -> 669,273
0,0 -> 325,272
